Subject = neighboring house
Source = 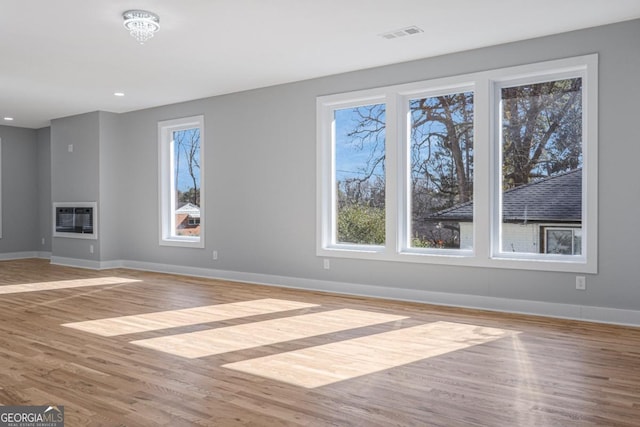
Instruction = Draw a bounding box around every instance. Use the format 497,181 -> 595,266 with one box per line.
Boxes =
428,169 -> 582,254
175,203 -> 201,236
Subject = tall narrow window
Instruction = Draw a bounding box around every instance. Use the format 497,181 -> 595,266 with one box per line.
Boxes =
158,115 -> 205,248
498,78 -> 582,256
408,91 -> 474,250
334,103 -> 386,247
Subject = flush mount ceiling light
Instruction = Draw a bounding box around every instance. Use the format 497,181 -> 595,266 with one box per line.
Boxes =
123,10 -> 160,44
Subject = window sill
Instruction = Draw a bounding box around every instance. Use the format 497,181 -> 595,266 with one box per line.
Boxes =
160,237 -> 204,249
318,246 -> 596,274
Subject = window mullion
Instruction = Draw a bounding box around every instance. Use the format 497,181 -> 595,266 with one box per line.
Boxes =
385,92 -> 399,255
473,76 -> 493,262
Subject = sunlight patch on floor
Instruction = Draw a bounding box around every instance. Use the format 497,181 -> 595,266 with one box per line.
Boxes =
63,298 -> 318,336
0,277 -> 141,295
223,321 -> 517,388
131,309 -> 408,358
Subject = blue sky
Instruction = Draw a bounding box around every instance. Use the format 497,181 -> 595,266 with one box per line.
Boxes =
334,106 -> 385,183
173,128 -> 201,192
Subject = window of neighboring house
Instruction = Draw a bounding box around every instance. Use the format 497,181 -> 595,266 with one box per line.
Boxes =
158,115 -> 204,248
188,217 -> 200,226
317,55 -> 597,273
542,226 -> 582,255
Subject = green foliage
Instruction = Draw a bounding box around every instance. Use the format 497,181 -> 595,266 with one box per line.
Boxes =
178,187 -> 199,206
411,234 -> 432,248
337,204 -> 385,245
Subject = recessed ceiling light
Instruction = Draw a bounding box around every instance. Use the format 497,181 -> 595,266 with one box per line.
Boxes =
114,92 -> 125,97
4,117 -> 14,121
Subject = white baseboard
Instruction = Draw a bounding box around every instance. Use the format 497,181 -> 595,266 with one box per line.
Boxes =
37,256 -> 640,328
0,251 -> 50,261
50,256 -> 105,270
119,259 -> 640,327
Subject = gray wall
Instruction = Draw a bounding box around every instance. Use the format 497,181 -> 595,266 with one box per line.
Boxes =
2,20 -> 639,315
116,19 -> 640,312
98,111 -> 123,262
0,125 -> 39,254
48,111 -> 123,262
36,127 -> 52,252
50,112 -> 101,260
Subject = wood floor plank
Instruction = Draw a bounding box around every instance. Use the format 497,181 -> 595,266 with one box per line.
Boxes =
1,258 -> 640,426
63,298 -> 318,336
223,321 -> 515,388
130,308 -> 407,358
0,276 -> 140,295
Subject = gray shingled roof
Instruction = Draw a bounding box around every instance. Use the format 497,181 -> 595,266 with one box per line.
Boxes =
428,168 -> 581,223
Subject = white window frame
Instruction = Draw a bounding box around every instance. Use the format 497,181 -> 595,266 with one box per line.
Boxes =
489,56 -> 597,272
317,92 -> 389,257
398,84 -> 476,258
317,55 -> 597,273
158,115 -> 205,248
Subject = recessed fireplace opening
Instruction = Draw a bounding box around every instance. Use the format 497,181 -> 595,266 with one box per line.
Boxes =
53,202 -> 97,239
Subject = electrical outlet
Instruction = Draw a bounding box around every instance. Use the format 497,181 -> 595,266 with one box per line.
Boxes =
89,244 -> 94,254
212,250 -> 218,260
575,276 -> 586,290
41,238 -> 45,245
323,259 -> 330,270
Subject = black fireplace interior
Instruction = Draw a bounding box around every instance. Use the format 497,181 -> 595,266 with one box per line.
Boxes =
55,207 -> 94,234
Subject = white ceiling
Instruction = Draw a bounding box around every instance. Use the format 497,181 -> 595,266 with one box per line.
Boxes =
2,0 -> 640,129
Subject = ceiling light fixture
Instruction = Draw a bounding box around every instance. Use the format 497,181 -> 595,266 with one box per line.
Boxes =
123,10 -> 160,44
4,117 -> 14,121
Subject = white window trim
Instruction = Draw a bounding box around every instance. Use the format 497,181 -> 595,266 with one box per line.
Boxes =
158,115 -> 205,248
316,92 -> 389,256
488,56 -> 597,273
397,83 -> 476,259
317,55 -> 597,273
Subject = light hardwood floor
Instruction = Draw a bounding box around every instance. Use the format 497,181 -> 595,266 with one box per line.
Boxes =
1,258 -> 639,426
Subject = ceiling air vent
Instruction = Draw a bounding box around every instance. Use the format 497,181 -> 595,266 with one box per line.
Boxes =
379,26 -> 424,40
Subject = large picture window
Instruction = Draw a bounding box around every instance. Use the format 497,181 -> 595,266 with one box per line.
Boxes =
317,55 -> 597,273
158,115 -> 205,248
